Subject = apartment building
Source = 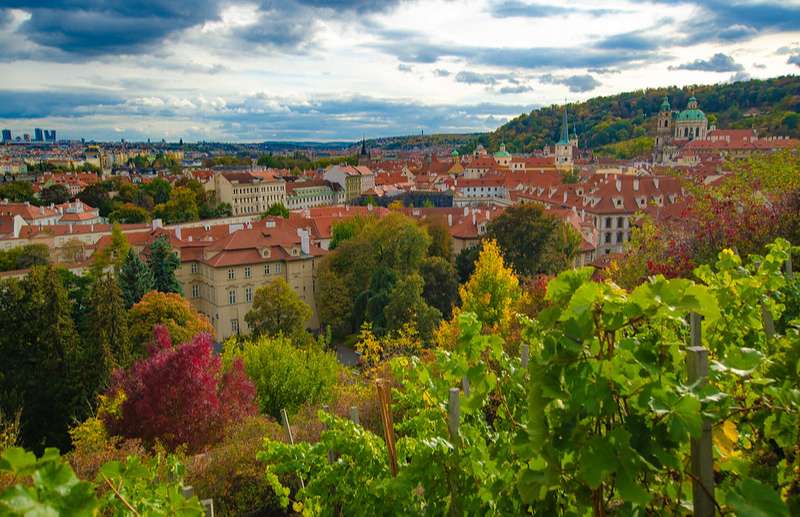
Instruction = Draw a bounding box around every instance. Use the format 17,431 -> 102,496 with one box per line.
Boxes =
214,171 -> 287,216
323,165 -> 375,201
285,180 -> 343,210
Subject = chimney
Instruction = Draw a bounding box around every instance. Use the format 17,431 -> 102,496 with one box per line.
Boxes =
68,223 -> 73,234
633,179 -> 639,191
472,212 -> 476,225
463,206 -> 469,216
653,178 -> 660,190
152,218 -> 163,230
615,179 -> 622,192
229,222 -> 244,234
90,224 -> 94,232
298,228 -> 310,255
447,214 -> 452,226
12,215 -> 23,238
563,191 -> 568,204
175,226 -> 182,240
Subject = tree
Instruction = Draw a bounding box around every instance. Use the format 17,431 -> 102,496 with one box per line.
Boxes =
141,178 -> 172,205
39,184 -> 71,205
244,278 -> 312,338
315,259 -> 354,338
146,236 -> 182,294
84,273 -> 131,393
261,203 -> 289,219
90,224 -> 129,276
420,256 -> 459,319
128,292 -> 214,357
384,273 -> 441,342
424,217 -> 452,260
0,266 -> 84,451
0,244 -> 50,272
77,183 -> 113,216
119,249 -> 155,309
486,203 -> 577,277
222,334 -> 337,418
329,215 -> 372,250
459,240 -> 521,328
0,182 -> 34,202
109,203 -> 150,224
455,243 -> 482,283
60,238 -> 87,263
105,327 -> 256,452
153,187 -> 199,224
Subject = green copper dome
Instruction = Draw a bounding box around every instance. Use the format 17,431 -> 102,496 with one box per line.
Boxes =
660,96 -> 671,111
494,143 -> 511,158
451,149 -> 459,157
676,109 -> 706,121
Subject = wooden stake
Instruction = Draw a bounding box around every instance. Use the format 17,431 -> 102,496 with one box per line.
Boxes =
281,408 -> 305,489
461,376 -> 470,396
762,303 -> 775,339
521,344 -> 529,369
349,406 -> 360,425
687,313 -> 714,517
322,404 -> 334,464
448,387 -> 460,443
376,379 -> 398,476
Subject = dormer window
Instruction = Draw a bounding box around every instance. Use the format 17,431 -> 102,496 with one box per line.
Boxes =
613,197 -> 623,208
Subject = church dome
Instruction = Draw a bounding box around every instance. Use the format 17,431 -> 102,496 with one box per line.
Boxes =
676,108 -> 706,121
660,96 -> 671,111
493,143 -> 511,158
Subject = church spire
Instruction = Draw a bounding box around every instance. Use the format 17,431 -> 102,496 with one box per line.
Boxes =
558,105 -> 570,145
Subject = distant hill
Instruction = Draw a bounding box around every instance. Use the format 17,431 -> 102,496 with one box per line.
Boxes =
471,75 -> 800,158
366,133 -> 481,151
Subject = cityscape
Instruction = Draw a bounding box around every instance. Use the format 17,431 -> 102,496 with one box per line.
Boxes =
1,1 -> 799,515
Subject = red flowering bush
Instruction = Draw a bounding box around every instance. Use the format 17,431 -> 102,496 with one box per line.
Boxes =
105,325 -> 257,452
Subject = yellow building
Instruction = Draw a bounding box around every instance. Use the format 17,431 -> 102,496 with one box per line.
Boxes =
214,171 -> 287,216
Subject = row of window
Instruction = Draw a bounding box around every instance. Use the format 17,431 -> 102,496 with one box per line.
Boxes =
604,231 -> 628,244
192,263 -> 283,278
226,286 -> 254,305
233,185 -> 282,195
604,216 -> 627,229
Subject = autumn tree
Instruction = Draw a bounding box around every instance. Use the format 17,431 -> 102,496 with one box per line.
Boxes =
84,273 -> 132,393
424,217 -> 453,260
153,187 -> 199,224
105,326 -> 256,452
128,291 -> 214,357
109,203 -> 150,224
141,177 -> 172,205
118,249 -> 155,308
244,278 -> 312,338
39,184 -> 71,205
0,266 -> 84,451
486,203 -> 579,276
384,273 -> 441,341
90,224 -> 129,277
261,203 -> 289,219
146,236 -> 182,294
459,239 -> 522,329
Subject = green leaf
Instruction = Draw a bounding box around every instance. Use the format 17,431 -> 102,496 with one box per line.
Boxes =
671,394 -> 702,437
0,447 -> 37,475
726,478 -> 788,517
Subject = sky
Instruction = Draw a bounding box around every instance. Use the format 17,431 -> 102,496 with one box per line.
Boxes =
0,0 -> 799,142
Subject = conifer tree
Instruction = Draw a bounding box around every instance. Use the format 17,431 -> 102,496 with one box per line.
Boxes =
85,273 -> 131,393
146,236 -> 182,294
119,248 -> 155,309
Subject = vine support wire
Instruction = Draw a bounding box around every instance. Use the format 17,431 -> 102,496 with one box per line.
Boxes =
281,408 -> 305,489
376,379 -> 398,476
687,313 -> 714,517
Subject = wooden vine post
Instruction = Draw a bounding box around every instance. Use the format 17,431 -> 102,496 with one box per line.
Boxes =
448,387 -> 460,442
376,379 -> 398,476
687,313 -> 714,517
281,408 -> 305,489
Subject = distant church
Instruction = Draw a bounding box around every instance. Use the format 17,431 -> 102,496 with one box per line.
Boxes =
555,106 -> 578,169
653,95 -> 709,163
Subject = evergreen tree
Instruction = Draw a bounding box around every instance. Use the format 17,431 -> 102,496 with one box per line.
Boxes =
0,266 -> 84,452
146,236 -> 182,295
119,249 -> 155,308
85,273 -> 131,393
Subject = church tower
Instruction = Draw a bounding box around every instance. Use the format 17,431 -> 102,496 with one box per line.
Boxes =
555,106 -> 573,169
654,96 -> 673,163
358,137 -> 369,165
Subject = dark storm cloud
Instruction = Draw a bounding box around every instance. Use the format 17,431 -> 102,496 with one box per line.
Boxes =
669,53 -> 744,72
0,89 -> 125,118
489,1 -> 622,18
539,74 -> 601,92
594,30 -> 660,51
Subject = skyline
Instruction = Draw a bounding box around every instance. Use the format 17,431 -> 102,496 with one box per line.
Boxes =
0,0 -> 799,142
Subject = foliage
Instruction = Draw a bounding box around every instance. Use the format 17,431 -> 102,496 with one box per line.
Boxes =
261,202 -> 290,218
118,248 -> 155,309
419,256 -> 459,319
128,291 -> 214,356
85,273 -> 132,386
90,223 -> 129,277
329,215 -> 373,250
256,153 -> 357,170
384,273 -> 441,342
146,235 -> 182,294
187,416 -> 286,516
38,183 -> 71,205
245,277 -> 312,338
153,186 -> 200,224
459,239 -> 522,329
0,446 -> 203,515
354,322 -> 421,368
455,242 -> 482,283
105,327 -> 257,452
141,178 -> 172,205
0,182 -> 34,203
424,217 -> 453,260
0,410 -> 20,452
594,135 -> 654,159
109,202 -> 150,223
0,244 -> 49,272
486,203 -> 580,277
0,266 -> 85,452
259,239 -> 799,516
222,334 -> 338,419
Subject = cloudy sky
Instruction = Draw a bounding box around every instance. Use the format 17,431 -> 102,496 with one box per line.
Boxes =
0,0 -> 799,142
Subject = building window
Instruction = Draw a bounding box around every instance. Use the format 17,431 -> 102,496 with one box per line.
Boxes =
617,232 -> 624,243
228,268 -> 235,280
274,263 -> 282,273
605,218 -> 612,229
191,263 -> 198,273
244,266 -> 251,279
264,264 -> 271,275
605,233 -> 612,244
245,287 -> 253,303
191,284 -> 199,298
228,289 -> 236,305
617,217 -> 624,228
231,319 -> 239,334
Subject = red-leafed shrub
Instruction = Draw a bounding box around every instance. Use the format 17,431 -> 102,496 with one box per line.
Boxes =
105,325 -> 257,452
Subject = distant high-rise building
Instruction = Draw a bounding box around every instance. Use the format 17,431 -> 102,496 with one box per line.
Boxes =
23,134 -> 31,143
44,129 -> 56,142
34,128 -> 43,142
1,129 -> 10,142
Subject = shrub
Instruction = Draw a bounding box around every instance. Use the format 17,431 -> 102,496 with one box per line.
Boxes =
128,291 -> 214,355
105,326 -> 257,452
187,416 -> 287,516
222,334 -> 338,419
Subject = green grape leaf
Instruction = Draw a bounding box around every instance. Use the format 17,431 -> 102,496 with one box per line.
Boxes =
0,447 -> 37,475
726,478 -> 789,517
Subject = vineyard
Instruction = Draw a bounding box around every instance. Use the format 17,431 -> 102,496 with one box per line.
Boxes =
260,240 -> 799,516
